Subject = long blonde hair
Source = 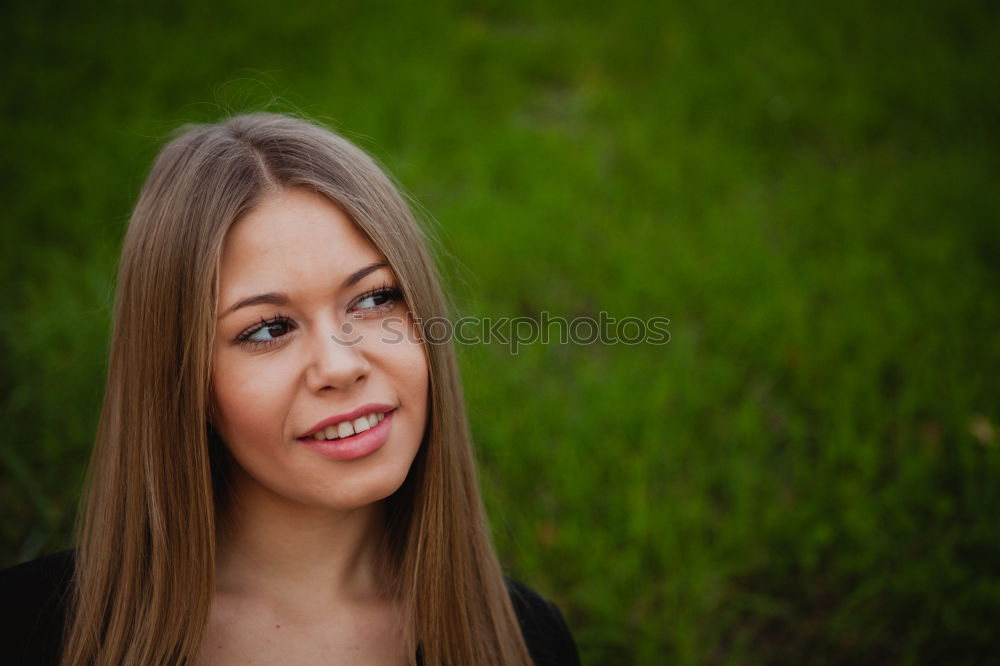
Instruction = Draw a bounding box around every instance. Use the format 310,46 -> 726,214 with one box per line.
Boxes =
63,113 -> 532,666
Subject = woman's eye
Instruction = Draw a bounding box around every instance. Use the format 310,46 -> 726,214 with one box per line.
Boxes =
353,286 -> 402,312
250,321 -> 291,341
237,316 -> 294,348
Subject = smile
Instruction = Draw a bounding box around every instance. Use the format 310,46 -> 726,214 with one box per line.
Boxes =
297,402 -> 396,440
310,411 -> 386,440
298,409 -> 395,462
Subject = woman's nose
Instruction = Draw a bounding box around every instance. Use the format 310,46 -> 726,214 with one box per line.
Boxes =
304,320 -> 370,392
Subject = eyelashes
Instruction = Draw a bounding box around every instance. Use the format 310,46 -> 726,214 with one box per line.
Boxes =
351,283 -> 403,315
233,284 -> 404,350
235,314 -> 294,350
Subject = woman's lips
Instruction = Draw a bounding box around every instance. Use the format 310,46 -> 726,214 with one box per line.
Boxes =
298,410 -> 394,461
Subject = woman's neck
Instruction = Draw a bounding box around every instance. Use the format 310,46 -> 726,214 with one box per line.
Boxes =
214,468 -> 390,609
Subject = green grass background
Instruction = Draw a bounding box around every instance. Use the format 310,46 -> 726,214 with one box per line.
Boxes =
2,1 -> 998,663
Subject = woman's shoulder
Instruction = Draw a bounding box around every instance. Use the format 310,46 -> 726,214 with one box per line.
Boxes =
0,549 -> 75,665
504,577 -> 581,666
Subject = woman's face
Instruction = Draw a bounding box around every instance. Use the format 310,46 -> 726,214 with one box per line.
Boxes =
212,187 -> 428,512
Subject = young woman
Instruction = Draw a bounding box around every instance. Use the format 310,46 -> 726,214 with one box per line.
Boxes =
0,113 -> 579,665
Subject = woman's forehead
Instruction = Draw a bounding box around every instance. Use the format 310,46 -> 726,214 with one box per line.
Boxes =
217,188 -> 386,307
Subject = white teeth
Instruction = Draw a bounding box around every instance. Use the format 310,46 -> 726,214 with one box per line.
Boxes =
309,411 -> 388,439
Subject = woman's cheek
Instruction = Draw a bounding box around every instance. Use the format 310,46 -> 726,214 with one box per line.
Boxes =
212,350 -> 288,452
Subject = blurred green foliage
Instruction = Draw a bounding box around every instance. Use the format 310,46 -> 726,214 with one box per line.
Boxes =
1,0 -> 998,663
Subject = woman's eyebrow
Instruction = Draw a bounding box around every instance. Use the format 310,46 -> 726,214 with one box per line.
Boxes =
342,261 -> 388,288
219,261 -> 389,318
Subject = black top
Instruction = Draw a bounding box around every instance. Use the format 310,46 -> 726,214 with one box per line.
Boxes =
0,550 -> 579,665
